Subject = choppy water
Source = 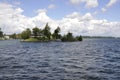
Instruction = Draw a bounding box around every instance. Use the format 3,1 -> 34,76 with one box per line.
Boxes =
0,38 -> 120,80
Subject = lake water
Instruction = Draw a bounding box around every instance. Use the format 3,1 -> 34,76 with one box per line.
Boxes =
0,38 -> 120,80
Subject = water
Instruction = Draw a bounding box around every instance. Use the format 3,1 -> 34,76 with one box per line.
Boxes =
0,38 -> 120,80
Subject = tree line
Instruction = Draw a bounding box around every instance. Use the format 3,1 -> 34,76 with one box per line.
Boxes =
0,23 -> 82,42
20,23 -> 82,42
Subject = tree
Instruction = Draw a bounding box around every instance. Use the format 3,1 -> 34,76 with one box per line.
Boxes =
61,32 -> 75,42
61,35 -> 67,42
32,27 -> 40,38
10,33 -> 17,39
66,32 -> 74,41
76,35 -> 83,41
43,23 -> 51,39
0,28 -> 3,38
21,28 -> 31,39
55,27 -> 60,34
53,26 -> 61,39
26,28 -> 31,37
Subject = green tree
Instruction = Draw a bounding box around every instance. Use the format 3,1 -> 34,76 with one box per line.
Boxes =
10,33 -> 17,39
32,27 -> 40,38
53,26 -> 61,39
61,35 -> 67,42
21,28 -> 31,39
26,28 -> 31,37
0,28 -> 3,38
66,32 -> 74,41
43,23 -> 51,39
76,35 -> 83,41
55,27 -> 60,34
61,32 -> 75,42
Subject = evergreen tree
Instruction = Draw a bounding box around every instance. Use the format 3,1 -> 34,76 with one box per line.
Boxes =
53,26 -> 61,39
43,23 -> 51,39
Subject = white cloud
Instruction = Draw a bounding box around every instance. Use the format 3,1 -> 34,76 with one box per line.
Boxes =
106,0 -> 117,7
0,2 -> 35,34
70,0 -> 98,8
85,0 -> 98,8
70,0 -> 82,5
66,12 -> 81,18
101,0 -> 117,13
48,4 -> 55,9
36,9 -> 47,13
0,2 -> 120,37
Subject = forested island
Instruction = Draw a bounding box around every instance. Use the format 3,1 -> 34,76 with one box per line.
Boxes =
0,23 -> 83,42
20,23 -> 83,42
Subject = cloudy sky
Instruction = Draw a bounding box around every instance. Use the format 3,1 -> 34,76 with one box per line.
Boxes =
0,0 -> 120,37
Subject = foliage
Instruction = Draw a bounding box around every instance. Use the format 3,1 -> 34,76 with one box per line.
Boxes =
43,23 -> 51,39
0,28 -> 3,38
32,27 -> 41,38
24,38 -> 39,42
10,33 -> 17,39
52,26 -> 61,39
61,32 -> 75,42
21,28 -> 31,39
19,23 -> 83,42
76,35 -> 83,41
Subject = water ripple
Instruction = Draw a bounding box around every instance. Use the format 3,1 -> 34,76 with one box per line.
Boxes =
0,39 -> 120,80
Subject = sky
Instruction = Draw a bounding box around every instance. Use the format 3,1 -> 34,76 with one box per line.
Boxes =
0,0 -> 120,37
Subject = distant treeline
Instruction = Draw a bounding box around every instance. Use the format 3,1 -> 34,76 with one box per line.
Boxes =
82,36 -> 117,38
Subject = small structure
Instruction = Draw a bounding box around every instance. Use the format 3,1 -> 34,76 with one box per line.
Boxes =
4,35 -> 10,39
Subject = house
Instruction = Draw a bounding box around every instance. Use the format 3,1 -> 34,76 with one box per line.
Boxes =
4,35 -> 10,39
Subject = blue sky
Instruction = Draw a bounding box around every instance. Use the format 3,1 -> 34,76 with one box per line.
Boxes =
0,0 -> 120,37
1,0 -> 119,21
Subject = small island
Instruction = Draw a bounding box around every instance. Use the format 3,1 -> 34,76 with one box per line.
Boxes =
20,23 -> 83,42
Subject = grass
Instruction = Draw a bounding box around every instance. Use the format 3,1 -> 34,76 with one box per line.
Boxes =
23,38 -> 40,42
0,38 -> 4,40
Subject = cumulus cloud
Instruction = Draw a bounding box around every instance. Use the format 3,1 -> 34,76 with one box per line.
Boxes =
0,2 -> 120,37
0,2 -> 35,34
70,0 -> 98,8
106,0 -> 117,7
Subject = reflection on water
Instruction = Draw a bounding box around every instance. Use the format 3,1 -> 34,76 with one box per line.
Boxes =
0,39 -> 120,80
